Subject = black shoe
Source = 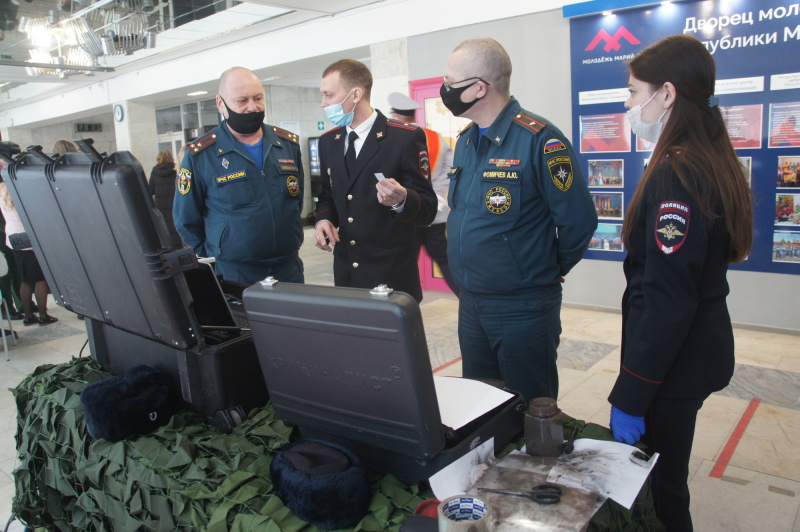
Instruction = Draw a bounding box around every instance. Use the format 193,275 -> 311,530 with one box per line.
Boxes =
7,311 -> 23,320
23,317 -> 37,326
38,315 -> 58,325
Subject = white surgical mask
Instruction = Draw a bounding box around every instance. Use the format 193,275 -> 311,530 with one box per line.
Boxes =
627,89 -> 668,144
324,89 -> 357,127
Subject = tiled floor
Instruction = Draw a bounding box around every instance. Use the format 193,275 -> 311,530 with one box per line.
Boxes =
0,226 -> 798,531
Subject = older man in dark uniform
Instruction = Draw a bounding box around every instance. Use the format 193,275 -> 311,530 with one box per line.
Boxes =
314,59 -> 436,302
173,66 -> 304,285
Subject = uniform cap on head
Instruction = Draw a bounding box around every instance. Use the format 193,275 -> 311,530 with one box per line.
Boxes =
388,92 -> 421,117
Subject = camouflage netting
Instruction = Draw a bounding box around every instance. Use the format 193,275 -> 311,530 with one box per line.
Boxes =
11,357 -> 662,531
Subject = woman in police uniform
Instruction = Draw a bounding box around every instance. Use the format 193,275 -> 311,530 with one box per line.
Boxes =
607,35 -> 753,531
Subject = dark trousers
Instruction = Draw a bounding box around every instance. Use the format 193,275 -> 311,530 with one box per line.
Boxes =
458,286 -> 561,403
642,396 -> 705,532
217,255 -> 304,285
417,223 -> 459,296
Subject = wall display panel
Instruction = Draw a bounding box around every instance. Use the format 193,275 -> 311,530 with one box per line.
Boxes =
569,0 -> 800,274
739,156 -> 753,187
776,155 -> 800,187
589,223 -> 624,252
773,231 -> 800,262
588,159 -> 624,187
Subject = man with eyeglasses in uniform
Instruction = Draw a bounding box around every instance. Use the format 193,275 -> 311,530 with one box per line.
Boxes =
442,38 -> 597,403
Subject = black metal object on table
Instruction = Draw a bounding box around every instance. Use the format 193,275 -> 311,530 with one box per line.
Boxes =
478,482 -> 563,505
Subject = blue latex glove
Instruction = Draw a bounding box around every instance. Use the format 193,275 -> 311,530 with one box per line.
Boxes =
610,406 -> 645,445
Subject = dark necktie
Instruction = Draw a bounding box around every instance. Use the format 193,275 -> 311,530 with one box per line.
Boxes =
345,130 -> 358,175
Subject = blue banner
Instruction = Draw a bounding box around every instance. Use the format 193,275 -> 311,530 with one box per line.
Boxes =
569,0 -> 800,273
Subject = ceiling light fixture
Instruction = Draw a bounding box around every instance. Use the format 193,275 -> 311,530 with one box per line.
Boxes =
187,90 -> 208,96
14,0 -> 162,78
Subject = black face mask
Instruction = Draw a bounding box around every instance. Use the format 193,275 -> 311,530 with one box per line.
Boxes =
221,98 -> 265,135
440,80 -> 482,116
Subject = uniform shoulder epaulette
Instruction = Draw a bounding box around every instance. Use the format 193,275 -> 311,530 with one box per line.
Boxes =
188,131 -> 217,154
457,122 -> 475,137
272,126 -> 299,144
387,118 -> 418,131
512,111 -> 548,134
321,126 -> 343,137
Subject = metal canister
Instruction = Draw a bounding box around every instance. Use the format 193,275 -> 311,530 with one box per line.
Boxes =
524,397 -> 564,457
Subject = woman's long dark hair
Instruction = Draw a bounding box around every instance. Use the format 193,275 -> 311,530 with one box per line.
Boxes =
622,34 -> 752,263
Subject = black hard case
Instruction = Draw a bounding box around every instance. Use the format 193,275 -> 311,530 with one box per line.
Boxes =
243,282 -> 524,483
4,150 -> 267,429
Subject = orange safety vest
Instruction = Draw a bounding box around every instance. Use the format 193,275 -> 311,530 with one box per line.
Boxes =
422,128 -> 442,178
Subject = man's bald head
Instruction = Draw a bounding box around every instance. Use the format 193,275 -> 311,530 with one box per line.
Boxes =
218,67 -> 262,100
451,38 -> 512,97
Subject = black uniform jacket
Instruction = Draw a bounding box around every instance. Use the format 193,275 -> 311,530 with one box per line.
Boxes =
315,110 -> 437,301
608,157 -> 735,416
149,162 -> 182,248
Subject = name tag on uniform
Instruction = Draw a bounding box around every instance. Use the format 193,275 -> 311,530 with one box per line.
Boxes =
482,170 -> 520,179
217,170 -> 246,184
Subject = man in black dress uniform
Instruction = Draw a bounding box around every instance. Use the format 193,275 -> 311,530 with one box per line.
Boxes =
313,59 -> 436,302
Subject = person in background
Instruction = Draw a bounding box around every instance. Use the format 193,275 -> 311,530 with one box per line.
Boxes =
149,149 -> 182,248
313,59 -> 437,302
173,66 -> 305,284
607,34 -> 753,531
0,142 -> 58,326
442,37 -> 597,404
387,91 -> 459,296
0,141 -> 22,320
53,139 -> 79,155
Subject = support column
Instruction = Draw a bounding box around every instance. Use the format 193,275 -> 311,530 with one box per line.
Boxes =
113,100 -> 158,169
369,39 -> 410,112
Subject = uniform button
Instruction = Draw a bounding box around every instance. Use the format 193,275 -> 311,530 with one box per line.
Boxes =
347,194 -> 353,200
352,262 -> 359,268
348,217 -> 354,223
350,240 -> 356,246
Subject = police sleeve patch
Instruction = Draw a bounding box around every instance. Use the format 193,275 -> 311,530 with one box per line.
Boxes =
178,168 -> 192,195
547,155 -> 573,191
655,201 -> 690,254
419,150 -> 430,179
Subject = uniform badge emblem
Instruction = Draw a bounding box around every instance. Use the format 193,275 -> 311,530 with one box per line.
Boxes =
544,138 -> 567,154
419,151 -> 430,179
655,201 -> 690,254
377,131 -> 384,138
222,158 -> 229,169
488,159 -> 520,168
335,134 -> 342,140
286,175 -> 300,197
485,186 -> 512,214
547,156 -> 574,191
178,168 -> 192,195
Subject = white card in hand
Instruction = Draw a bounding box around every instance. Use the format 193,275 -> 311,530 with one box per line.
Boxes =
375,173 -> 386,181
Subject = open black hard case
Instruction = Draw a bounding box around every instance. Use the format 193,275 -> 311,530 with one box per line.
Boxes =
243,282 -> 525,484
2,143 -> 267,430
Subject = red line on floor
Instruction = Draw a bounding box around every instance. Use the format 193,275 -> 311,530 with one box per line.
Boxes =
709,397 -> 761,479
433,357 -> 462,373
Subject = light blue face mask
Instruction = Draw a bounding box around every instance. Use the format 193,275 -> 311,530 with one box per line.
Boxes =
324,89 -> 356,127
